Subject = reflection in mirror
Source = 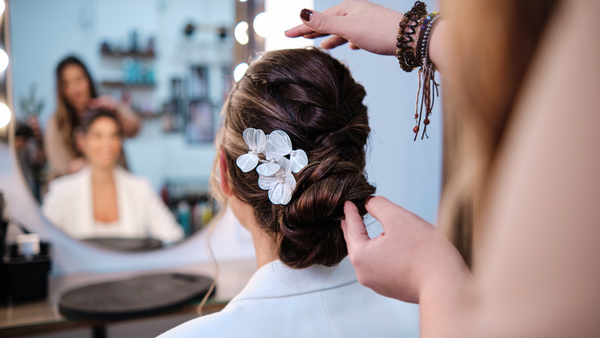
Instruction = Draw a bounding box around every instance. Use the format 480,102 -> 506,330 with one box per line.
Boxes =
10,0 -> 235,251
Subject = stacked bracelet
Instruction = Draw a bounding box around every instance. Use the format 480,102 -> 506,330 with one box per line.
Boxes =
412,11 -> 442,140
416,12 -> 440,63
396,1 -> 427,72
396,2 -> 443,141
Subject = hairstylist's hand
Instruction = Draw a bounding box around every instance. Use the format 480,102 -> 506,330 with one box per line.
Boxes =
89,95 -> 118,112
285,0 -> 403,56
341,197 -> 471,303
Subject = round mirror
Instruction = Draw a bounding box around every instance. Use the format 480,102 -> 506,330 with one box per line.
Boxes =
9,0 -> 236,251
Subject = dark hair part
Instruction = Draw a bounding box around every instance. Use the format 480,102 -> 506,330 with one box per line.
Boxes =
55,56 -> 98,156
81,109 -> 123,137
213,48 -> 375,269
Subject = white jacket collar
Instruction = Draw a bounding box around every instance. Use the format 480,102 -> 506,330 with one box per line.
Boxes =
229,257 -> 357,303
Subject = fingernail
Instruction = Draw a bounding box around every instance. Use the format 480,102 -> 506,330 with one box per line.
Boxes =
366,196 -> 374,205
300,9 -> 312,22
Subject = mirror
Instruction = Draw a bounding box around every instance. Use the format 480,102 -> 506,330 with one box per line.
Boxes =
9,0 -> 237,251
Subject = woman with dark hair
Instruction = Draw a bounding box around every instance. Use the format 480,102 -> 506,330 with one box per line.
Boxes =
42,110 -> 182,244
159,48 -> 418,337
44,56 -> 140,180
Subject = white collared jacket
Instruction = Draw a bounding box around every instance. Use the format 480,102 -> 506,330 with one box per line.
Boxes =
42,166 -> 184,243
159,258 -> 419,337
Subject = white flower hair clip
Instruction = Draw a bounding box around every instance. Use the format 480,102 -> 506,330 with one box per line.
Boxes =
235,128 -> 308,205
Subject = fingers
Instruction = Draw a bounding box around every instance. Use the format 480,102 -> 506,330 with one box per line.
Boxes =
303,32 -> 330,39
348,42 -> 361,50
364,196 -> 406,231
343,201 -> 370,250
299,9 -> 347,37
320,35 -> 349,49
285,24 -> 315,38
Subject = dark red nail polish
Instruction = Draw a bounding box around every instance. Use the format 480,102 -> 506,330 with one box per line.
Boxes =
300,9 -> 312,22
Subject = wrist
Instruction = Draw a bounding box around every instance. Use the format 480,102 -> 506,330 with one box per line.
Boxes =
428,19 -> 448,73
416,229 -> 472,302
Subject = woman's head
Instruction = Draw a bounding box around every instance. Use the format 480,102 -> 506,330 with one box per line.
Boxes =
55,56 -> 98,157
57,56 -> 96,113
213,48 -> 375,269
78,110 -> 122,169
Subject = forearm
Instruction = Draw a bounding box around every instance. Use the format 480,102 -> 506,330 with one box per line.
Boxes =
417,232 -> 474,338
117,104 -> 141,138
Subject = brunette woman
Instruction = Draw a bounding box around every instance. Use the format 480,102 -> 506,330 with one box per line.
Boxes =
44,56 -> 140,180
43,110 -> 183,244
160,48 -> 419,338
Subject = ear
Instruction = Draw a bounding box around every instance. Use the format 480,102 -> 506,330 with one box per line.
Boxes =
220,150 -> 233,197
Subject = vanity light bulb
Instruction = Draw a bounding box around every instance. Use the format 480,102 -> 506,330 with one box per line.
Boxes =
233,63 -> 249,82
0,103 -> 11,129
234,21 -> 249,45
0,49 -> 8,73
0,1 -> 5,16
253,12 -> 274,38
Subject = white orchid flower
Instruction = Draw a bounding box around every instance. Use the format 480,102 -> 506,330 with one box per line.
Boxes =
258,157 -> 296,205
289,149 -> 308,173
236,128 -> 266,172
264,130 -> 293,160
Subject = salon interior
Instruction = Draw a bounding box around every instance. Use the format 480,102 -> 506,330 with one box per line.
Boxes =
0,0 -> 440,337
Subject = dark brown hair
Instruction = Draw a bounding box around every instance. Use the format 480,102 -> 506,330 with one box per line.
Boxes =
80,109 -> 123,138
212,48 -> 375,269
55,56 -> 98,157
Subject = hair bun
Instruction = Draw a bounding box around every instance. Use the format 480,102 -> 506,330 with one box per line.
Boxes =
217,48 -> 375,269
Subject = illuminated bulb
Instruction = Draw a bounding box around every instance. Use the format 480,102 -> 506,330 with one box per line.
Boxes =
0,49 -> 8,73
0,1 -> 5,16
234,21 -> 249,45
239,0 -> 247,2
253,12 -> 275,38
0,103 -> 11,129
233,63 -> 249,82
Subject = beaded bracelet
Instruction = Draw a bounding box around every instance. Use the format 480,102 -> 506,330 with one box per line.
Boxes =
396,2 -> 443,141
396,1 -> 427,72
413,12 -> 442,140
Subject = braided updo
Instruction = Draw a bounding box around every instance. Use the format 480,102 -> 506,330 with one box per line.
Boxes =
213,48 -> 375,269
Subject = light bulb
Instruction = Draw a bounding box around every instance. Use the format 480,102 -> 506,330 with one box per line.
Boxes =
233,63 -> 249,82
0,103 -> 11,129
0,49 -> 8,73
253,12 -> 275,38
234,21 -> 249,45
0,1 -> 5,16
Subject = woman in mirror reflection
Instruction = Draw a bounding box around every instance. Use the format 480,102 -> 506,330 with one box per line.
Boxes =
44,56 -> 141,181
159,48 -> 418,338
42,110 -> 183,244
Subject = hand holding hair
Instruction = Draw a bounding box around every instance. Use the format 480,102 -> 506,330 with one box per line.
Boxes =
341,197 -> 472,307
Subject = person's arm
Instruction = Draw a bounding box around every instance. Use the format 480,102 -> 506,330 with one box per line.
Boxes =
285,0 -> 450,76
467,1 -> 600,337
115,103 -> 141,138
342,198 -> 472,338
44,115 -> 78,179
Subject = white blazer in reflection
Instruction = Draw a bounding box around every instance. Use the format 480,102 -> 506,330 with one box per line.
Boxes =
158,258 -> 420,338
42,166 -> 184,244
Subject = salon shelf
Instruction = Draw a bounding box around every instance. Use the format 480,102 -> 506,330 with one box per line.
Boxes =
101,50 -> 155,59
101,81 -> 156,89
